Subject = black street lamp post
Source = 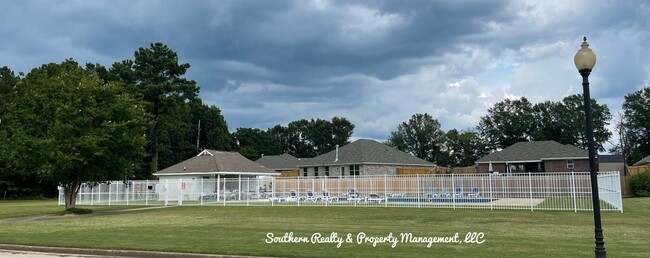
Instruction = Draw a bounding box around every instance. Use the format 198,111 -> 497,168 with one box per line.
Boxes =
574,37 -> 606,258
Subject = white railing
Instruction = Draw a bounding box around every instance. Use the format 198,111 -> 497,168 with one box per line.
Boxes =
59,171 -> 623,212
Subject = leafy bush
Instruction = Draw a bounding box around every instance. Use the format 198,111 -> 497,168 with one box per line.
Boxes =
630,169 -> 650,197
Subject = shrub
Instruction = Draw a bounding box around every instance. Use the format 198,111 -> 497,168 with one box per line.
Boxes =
630,169 -> 650,197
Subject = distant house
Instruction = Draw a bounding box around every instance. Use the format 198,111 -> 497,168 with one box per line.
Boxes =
598,154 -> 626,174
153,149 -> 278,199
475,141 -> 588,173
256,153 -> 307,177
632,154 -> 650,167
297,139 -> 436,177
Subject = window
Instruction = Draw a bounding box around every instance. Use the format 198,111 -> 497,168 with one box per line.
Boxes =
350,165 -> 360,176
303,167 -> 308,177
314,167 -> 319,177
567,160 -> 574,170
325,166 -> 330,176
340,166 -> 345,177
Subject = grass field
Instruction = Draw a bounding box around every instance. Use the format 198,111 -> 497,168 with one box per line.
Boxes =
0,198 -> 648,257
0,199 -> 143,219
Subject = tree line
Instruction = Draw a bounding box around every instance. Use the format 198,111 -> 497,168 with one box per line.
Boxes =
387,92 -> 649,168
1,42 -> 649,205
0,43 -> 356,203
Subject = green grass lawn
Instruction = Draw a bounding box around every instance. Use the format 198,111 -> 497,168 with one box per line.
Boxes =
0,198 -> 648,257
0,199 -> 142,219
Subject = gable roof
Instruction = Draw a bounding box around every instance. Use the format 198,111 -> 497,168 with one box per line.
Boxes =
476,141 -> 588,163
598,154 -> 625,163
298,139 -> 435,167
154,149 -> 278,176
633,154 -> 650,166
256,153 -> 306,170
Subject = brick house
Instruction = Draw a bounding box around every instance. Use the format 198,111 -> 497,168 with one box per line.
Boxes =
296,139 -> 436,177
475,141 -> 589,173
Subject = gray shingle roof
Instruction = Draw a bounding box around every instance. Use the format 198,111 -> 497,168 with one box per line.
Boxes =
256,153 -> 306,170
476,141 -> 588,163
633,154 -> 650,166
154,150 -> 277,175
298,139 -> 435,167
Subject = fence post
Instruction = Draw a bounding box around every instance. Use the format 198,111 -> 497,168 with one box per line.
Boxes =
451,174 -> 456,209
108,182 -> 112,206
201,178 -> 204,206
489,174 -> 493,210
417,174 -> 421,208
116,182 -> 120,204
98,184 -> 102,204
298,176 -> 301,207
247,177 -> 250,207
529,173 -> 533,211
238,175 -> 242,202
178,179 -> 183,206
217,175 -> 221,202
126,182 -> 129,206
91,185 -> 94,206
145,180 -> 149,206
617,172 -> 623,213
164,179 -> 169,206
571,172 -> 577,213
384,174 -> 388,207
271,176 -> 275,207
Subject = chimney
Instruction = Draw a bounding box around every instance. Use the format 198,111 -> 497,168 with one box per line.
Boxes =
334,145 -> 339,162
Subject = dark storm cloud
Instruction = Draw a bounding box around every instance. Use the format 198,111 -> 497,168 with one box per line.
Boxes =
1,0 -> 649,145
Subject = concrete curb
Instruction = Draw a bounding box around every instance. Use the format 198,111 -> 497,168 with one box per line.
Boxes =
0,244 -> 277,258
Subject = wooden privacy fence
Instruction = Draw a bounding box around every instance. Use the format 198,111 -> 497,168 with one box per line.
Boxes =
396,166 -> 477,175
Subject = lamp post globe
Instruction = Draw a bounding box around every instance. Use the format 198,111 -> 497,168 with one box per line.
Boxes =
574,37 -> 606,258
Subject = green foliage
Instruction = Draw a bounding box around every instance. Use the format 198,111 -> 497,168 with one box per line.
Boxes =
445,129 -> 489,167
6,60 -> 149,209
478,97 -> 535,150
478,95 -> 611,152
622,87 -> 650,165
386,113 -> 446,165
266,117 -> 355,158
108,42 -> 201,177
233,128 -> 280,160
630,169 -> 650,197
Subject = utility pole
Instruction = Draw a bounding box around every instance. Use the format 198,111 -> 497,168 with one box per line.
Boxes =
196,120 -> 201,153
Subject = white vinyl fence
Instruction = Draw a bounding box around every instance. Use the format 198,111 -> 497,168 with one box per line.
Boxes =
59,171 -> 623,212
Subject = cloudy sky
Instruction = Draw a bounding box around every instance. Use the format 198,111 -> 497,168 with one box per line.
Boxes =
2,0 -> 649,148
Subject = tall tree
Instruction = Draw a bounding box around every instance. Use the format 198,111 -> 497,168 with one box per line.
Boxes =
110,43 -> 200,177
478,97 -> 535,150
267,117 -> 355,158
530,101 -> 563,142
556,94 -> 611,151
622,87 -> 650,164
445,129 -> 489,167
233,128 -> 280,160
190,99 -> 232,152
478,96 -> 611,151
7,60 -> 148,209
386,113 -> 446,164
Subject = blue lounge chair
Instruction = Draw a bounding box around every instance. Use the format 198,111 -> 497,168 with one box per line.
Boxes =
454,187 -> 463,197
426,187 -> 438,198
468,187 -> 480,198
305,190 -> 318,202
321,190 -> 338,202
442,188 -> 451,197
